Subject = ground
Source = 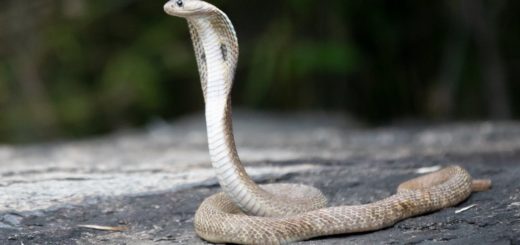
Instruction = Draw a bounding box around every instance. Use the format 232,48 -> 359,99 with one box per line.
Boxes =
1,111 -> 519,244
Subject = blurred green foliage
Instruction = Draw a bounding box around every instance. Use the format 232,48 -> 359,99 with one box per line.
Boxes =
0,0 -> 518,143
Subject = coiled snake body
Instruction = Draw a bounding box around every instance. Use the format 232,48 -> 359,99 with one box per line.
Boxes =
164,1 -> 491,244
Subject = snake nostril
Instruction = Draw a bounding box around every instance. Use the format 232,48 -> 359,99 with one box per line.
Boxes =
176,0 -> 183,7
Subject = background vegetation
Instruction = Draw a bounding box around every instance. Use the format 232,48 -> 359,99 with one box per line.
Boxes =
0,0 -> 518,143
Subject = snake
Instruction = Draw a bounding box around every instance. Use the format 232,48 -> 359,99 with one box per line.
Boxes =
163,1 -> 492,244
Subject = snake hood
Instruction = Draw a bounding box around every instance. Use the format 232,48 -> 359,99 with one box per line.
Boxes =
164,0 -> 216,18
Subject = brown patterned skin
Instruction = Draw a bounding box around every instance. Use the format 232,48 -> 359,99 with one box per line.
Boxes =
164,1 -> 491,244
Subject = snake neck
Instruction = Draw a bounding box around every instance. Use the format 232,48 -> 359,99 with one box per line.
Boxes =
187,11 -> 267,216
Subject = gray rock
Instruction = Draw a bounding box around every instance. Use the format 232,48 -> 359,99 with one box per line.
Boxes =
1,214 -> 23,227
0,111 -> 519,244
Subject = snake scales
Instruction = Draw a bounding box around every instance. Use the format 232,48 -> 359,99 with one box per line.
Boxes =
163,1 -> 491,244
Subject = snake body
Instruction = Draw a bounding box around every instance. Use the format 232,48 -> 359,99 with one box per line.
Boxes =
164,1 -> 491,244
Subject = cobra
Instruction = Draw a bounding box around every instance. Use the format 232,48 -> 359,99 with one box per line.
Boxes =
163,1 -> 491,244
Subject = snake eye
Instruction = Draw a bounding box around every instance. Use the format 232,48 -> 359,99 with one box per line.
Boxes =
176,0 -> 183,7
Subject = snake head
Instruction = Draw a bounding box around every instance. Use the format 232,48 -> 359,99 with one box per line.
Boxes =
164,0 -> 213,18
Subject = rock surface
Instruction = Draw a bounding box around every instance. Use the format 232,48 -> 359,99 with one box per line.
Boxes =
0,111 -> 519,244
